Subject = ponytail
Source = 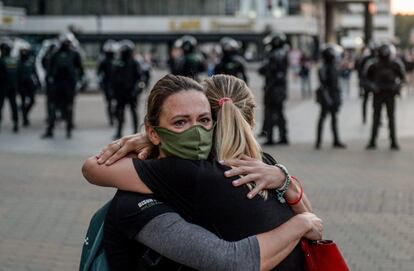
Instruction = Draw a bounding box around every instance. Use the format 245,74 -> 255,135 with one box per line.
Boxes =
203,75 -> 267,198
215,101 -> 261,161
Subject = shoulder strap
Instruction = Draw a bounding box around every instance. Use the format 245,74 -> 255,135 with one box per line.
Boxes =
79,201 -> 112,271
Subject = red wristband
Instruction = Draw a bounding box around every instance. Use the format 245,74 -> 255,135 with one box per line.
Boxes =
286,175 -> 303,205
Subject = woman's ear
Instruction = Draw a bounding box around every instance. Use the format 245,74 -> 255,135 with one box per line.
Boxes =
146,125 -> 161,146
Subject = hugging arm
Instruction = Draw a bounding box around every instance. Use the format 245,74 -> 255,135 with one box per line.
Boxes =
138,211 -> 321,271
82,156 -> 151,193
96,133 -> 153,165
94,135 -> 300,202
221,155 -> 313,213
137,212 -> 260,271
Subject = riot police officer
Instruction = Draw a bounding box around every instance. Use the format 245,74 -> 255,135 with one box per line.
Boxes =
214,37 -> 248,83
315,44 -> 346,150
365,44 -> 405,150
258,32 -> 289,145
17,42 -> 40,127
169,35 -> 206,80
112,40 -> 142,139
41,40 -> 58,128
42,33 -> 84,139
0,40 -> 19,133
356,42 -> 377,124
97,40 -> 117,126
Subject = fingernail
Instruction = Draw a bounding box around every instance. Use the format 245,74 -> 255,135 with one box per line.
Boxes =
247,193 -> 253,199
232,180 -> 239,185
224,171 -> 229,176
219,160 -> 224,164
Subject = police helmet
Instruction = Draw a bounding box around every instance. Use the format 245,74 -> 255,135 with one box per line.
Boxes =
42,39 -> 58,51
175,35 -> 197,53
220,37 -> 241,54
118,40 -> 135,52
58,32 -> 76,44
0,39 -> 12,54
263,32 -> 287,50
321,43 -> 343,63
377,44 -> 396,61
103,39 -> 117,53
15,39 -> 31,52
367,40 -> 380,51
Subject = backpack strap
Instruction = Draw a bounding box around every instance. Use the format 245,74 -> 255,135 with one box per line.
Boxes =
79,201 -> 112,271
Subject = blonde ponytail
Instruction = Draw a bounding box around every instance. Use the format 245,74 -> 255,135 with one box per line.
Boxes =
203,75 -> 267,198
215,102 -> 261,161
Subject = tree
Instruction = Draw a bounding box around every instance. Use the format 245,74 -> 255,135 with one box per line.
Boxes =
395,14 -> 414,49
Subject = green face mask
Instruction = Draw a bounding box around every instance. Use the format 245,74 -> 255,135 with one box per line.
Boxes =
154,125 -> 214,160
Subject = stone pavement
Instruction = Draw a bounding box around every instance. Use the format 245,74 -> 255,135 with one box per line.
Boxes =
0,68 -> 414,270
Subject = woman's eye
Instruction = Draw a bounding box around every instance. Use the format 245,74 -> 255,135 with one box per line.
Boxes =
200,118 -> 212,124
174,120 -> 186,127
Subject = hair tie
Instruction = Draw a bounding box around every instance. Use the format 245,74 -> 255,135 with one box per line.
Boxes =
218,97 -> 232,107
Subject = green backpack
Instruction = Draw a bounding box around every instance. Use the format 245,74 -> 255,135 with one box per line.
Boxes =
79,201 -> 111,271
79,199 -> 187,271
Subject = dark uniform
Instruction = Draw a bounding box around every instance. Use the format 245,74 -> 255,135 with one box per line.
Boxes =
97,40 -> 117,126
214,37 -> 248,83
42,35 -> 84,139
169,35 -> 206,80
0,42 -> 19,132
365,44 -> 405,150
258,33 -> 289,145
41,41 -> 58,131
17,45 -> 39,127
112,40 -> 142,139
356,46 -> 377,124
315,45 -> 346,149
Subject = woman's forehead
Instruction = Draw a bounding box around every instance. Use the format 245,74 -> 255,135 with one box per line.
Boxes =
162,90 -> 210,116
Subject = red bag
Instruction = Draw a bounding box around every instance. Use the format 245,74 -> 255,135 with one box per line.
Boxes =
301,239 -> 350,271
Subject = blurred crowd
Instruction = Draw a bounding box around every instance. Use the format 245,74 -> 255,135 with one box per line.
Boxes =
0,31 -> 412,149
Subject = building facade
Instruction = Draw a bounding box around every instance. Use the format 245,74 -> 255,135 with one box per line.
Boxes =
2,0 -> 319,60
339,0 -> 394,48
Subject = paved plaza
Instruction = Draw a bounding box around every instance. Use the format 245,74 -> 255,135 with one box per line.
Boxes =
0,68 -> 414,271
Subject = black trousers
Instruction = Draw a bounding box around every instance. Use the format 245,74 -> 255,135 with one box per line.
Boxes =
102,84 -> 115,125
316,105 -> 340,146
264,101 -> 287,143
46,82 -> 76,135
0,88 -> 19,126
19,84 -> 36,124
368,93 -> 397,145
361,88 -> 371,124
114,96 -> 138,138
45,79 -> 55,127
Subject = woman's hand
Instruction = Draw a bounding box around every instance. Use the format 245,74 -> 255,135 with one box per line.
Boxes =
96,133 -> 154,165
220,155 -> 287,199
297,212 -> 323,241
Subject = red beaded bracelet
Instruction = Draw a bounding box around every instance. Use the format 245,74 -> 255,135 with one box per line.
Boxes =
286,175 -> 303,205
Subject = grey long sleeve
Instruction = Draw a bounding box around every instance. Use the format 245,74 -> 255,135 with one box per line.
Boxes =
135,212 -> 260,271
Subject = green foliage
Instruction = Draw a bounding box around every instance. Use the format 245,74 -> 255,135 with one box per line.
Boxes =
395,14 -> 414,48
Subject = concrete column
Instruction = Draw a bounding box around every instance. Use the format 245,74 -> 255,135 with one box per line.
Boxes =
325,2 -> 335,43
364,1 -> 373,45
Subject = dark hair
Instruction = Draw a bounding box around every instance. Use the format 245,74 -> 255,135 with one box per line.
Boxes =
145,74 -> 204,126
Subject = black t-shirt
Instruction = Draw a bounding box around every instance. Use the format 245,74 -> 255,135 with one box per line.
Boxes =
103,190 -> 189,271
133,154 -> 304,271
